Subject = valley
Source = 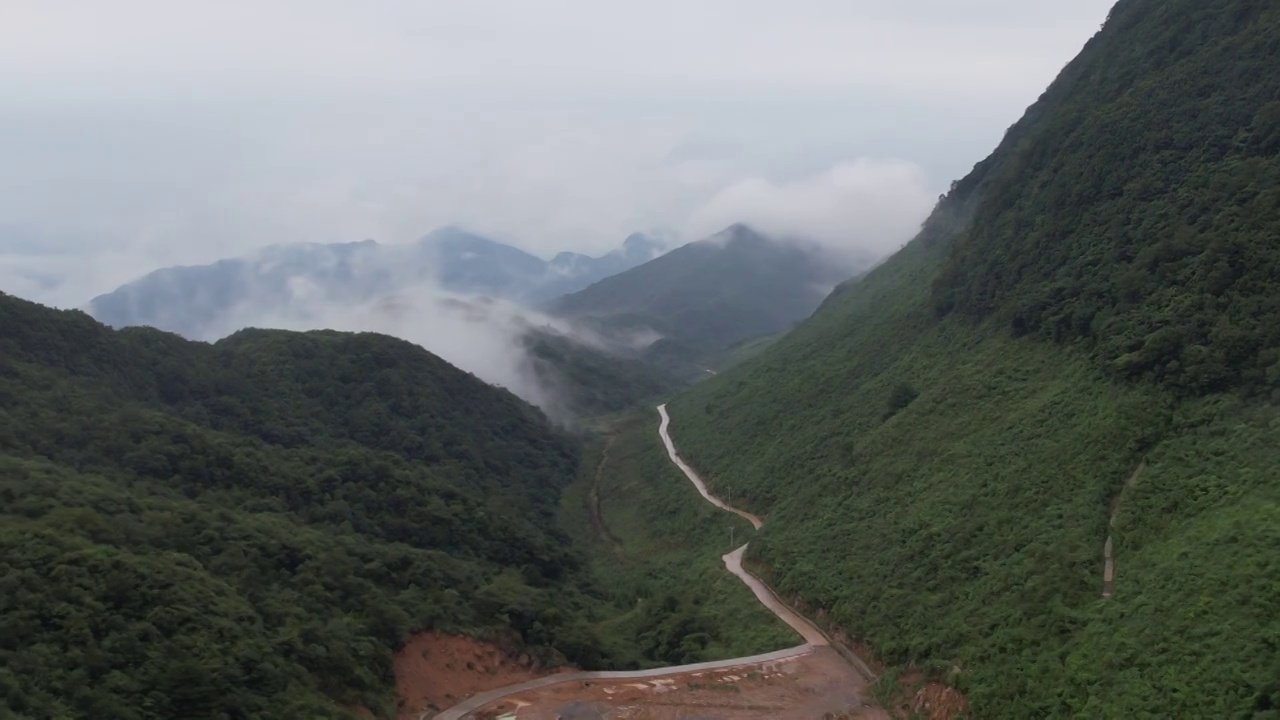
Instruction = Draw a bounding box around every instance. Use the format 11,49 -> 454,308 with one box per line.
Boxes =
4,0 -> 1280,718
415,405 -> 878,720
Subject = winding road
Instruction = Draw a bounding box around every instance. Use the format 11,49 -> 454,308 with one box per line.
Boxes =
427,404 -> 853,719
657,404 -> 827,647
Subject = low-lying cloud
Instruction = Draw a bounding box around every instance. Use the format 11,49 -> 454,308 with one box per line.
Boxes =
226,286 -> 570,415
686,158 -> 937,261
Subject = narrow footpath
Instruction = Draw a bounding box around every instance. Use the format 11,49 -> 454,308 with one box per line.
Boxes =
428,404 -> 867,719
1102,461 -> 1147,599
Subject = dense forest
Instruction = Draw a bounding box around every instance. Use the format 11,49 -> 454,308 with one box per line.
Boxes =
663,0 -> 1280,716
930,0 -> 1280,397
0,292 -> 616,718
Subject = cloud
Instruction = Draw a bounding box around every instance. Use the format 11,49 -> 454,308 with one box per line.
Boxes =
221,286 -> 569,415
0,2 -> 1115,289
1,2 -> 1115,102
0,1 -> 1124,427
686,159 -> 937,260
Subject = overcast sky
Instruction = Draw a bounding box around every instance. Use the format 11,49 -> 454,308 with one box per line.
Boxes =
1,0 -> 1114,307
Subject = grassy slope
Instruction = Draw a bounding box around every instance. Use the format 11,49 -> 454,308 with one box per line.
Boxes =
560,412 -> 797,666
661,0 -> 1280,713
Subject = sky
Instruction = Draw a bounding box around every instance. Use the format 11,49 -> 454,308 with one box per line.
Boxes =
0,0 -> 1116,308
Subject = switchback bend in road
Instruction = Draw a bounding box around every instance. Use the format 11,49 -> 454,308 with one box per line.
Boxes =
429,404 -> 859,719
657,403 -> 828,646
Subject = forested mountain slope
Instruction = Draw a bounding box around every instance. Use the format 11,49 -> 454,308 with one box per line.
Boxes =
547,224 -> 865,361
0,292 -> 607,719
665,0 -> 1280,715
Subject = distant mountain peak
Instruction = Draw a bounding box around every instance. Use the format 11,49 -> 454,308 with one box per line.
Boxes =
717,223 -> 768,244
546,225 -> 872,358
550,250 -> 593,269
86,226 -> 668,339
621,232 -> 664,259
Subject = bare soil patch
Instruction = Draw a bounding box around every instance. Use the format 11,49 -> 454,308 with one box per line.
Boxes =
472,647 -> 885,720
394,633 -> 570,719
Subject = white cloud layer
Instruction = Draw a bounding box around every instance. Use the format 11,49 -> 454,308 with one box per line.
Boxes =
0,1 -> 1116,308
222,288 -> 569,416
687,159 -> 937,260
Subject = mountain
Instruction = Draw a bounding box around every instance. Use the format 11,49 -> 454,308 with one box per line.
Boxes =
86,227 -> 665,340
355,292 -> 681,419
658,1 -> 1280,716
88,239 -> 388,340
0,291 -> 614,717
415,227 -> 550,299
546,224 -> 868,375
521,326 -> 679,418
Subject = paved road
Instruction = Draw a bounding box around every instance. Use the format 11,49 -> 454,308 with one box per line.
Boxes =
656,403 -> 762,530
722,545 -> 829,646
658,402 -> 831,647
428,404 -> 843,719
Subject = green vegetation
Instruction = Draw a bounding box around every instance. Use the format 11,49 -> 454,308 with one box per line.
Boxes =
522,329 -> 680,417
931,0 -> 1280,397
559,412 -> 797,666
0,290 -> 809,719
661,0 -> 1280,715
0,292 -> 621,719
548,224 -> 856,374
716,331 -> 784,370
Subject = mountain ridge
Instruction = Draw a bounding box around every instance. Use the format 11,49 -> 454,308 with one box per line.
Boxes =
85,227 -> 666,341
660,0 -> 1280,715
546,224 -> 871,375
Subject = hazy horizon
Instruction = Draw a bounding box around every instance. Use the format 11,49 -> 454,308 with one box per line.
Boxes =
2,1 -> 1114,308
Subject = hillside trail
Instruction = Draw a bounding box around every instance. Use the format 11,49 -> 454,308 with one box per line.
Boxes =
1102,461 -> 1147,599
427,404 -> 870,719
587,432 -> 623,551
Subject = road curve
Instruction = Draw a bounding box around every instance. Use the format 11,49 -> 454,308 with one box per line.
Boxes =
722,545 -> 829,646
658,403 -> 829,646
656,403 -> 762,530
429,404 -> 838,719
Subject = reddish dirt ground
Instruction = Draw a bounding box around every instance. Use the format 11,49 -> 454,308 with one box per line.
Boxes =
467,647 -> 887,720
885,673 -> 968,720
910,683 -> 969,720
394,633 -> 570,719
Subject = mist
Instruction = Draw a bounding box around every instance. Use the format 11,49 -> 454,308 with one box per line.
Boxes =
686,159 -> 937,262
1,1 -> 1117,410
2,1 -> 1115,305
224,286 -> 573,416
